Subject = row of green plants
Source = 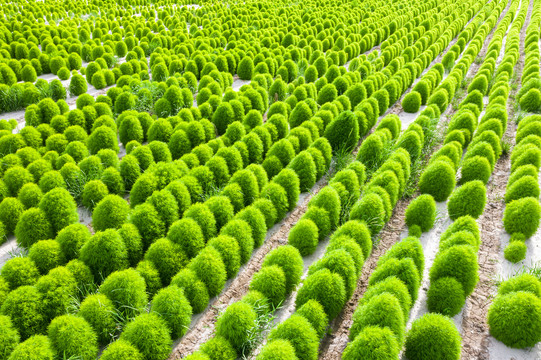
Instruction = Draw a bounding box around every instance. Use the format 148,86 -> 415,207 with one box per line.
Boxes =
417,0 -> 504,203
516,0 -> 541,112
184,156 -> 368,359
501,0 -> 541,264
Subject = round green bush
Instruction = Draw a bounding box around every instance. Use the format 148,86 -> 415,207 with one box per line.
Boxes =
38,188 -> 78,234
256,339 -> 298,360
324,110 -> 359,153
92,194 -> 129,231
310,249 -> 357,298
1,257 -> 39,290
0,198 -> 24,234
404,313 -> 461,360
460,156 -> 491,184
0,314 -> 19,359
55,223 -> 91,261
147,189 -> 179,229
405,194 -> 436,233
505,175 -> 539,203
199,336 -> 236,360
503,197 -> 541,238
427,276 -> 466,316
378,237 -> 424,275
498,273 -> 541,298
14,208 -> 53,249
262,245 -> 303,294
296,299 -> 328,339
188,247 -> 227,298
81,180 -> 109,210
296,268 -> 346,320
1,285 -> 45,340
47,314 -> 98,360
349,193 -> 386,235
28,239 -> 65,274
6,335 -> 55,360
80,229 -> 128,280
430,245 -> 479,296
351,291 -> 405,344
519,88 -> 541,112
184,203 -> 217,242
402,91 -> 422,113
238,57 -> 254,80
288,219 -> 318,256
17,183 -> 43,209
99,268 -> 148,318
129,203 -> 165,249
135,260 -> 162,298
250,265 -> 287,308
167,218 -> 205,259
120,313 -> 171,360
78,294 -> 117,345
447,180 -> 486,220
215,301 -> 257,351
170,268 -> 209,314
267,314 -> 319,360
504,241 -> 527,263
207,235 -> 241,279
151,285 -> 192,338
145,238 -> 188,286
100,339 -> 144,360
360,275 -> 412,319
369,257 -> 420,302
87,126 -> 119,155
252,198 -> 277,228
419,161 -> 456,202
343,326 -> 400,360
488,291 -> 541,348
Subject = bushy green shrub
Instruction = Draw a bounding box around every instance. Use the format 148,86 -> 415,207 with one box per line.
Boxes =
0,314 -> 19,359
92,194 -> 129,231
296,268 -> 346,320
14,208 -> 53,249
151,285 -> 192,338
170,268 -> 209,314
55,223 -> 91,261
288,219 -> 319,256
349,193 -> 386,235
504,241 -> 527,263
273,169 -> 301,211
350,292 -> 405,344
288,151 -> 316,192
120,313 -> 171,360
378,237 -> 424,275
6,335 -> 55,360
404,313 -> 461,360
48,315 -> 98,360
519,88 -> 541,112
503,197 -> 540,238
199,336 -> 236,360
261,245 -> 303,294
28,239 -> 65,274
0,285 -> 45,339
38,188 -> 78,234
427,276 -> 466,316
78,294 -> 117,345
1,257 -> 40,290
324,110 -> 359,152
405,194 -> 436,233
296,300 -> 328,339
167,218 -> 205,259
419,161 -> 456,202
505,175 -> 539,203
100,339 -> 144,360
99,268 -> 148,318
447,180 -> 486,220
215,301 -> 257,351
369,257 -> 420,301
430,245 -> 478,296
250,265 -> 286,307
267,314 -> 319,360
343,326 -> 400,360
403,91 -> 422,113
256,339 -> 297,360
80,229 -> 128,280
488,291 -> 541,348
188,247 -> 227,298
460,156 -> 491,184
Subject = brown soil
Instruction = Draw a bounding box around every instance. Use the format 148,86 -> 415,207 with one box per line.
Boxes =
459,0 -> 531,357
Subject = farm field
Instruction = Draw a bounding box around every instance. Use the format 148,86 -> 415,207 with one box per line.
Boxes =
0,0 -> 541,358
